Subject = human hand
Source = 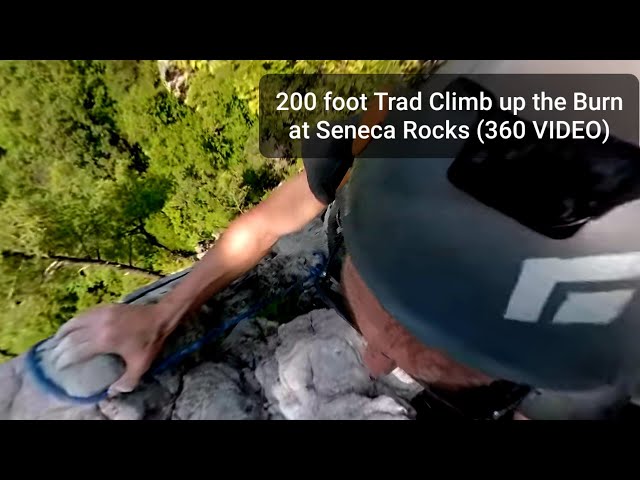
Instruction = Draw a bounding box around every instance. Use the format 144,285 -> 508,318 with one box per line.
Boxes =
47,303 -> 178,396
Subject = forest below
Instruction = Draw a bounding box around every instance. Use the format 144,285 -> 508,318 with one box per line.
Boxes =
0,60 -> 430,360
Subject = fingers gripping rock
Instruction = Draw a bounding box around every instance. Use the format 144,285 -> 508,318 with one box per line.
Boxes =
36,337 -> 126,398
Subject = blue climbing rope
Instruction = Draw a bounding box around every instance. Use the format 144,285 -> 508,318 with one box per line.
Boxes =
26,337 -> 112,404
149,251 -> 328,375
26,251 -> 329,404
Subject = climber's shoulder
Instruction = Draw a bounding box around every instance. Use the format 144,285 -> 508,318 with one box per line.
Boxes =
302,136 -> 355,206
302,98 -> 389,206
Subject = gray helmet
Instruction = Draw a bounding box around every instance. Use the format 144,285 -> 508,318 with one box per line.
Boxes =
343,60 -> 640,391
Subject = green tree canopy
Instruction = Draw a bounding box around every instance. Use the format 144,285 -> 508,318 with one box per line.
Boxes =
0,59 -> 434,360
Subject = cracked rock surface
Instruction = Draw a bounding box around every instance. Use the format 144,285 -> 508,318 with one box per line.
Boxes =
0,310 -> 421,420
255,309 -> 420,420
0,217 -> 422,420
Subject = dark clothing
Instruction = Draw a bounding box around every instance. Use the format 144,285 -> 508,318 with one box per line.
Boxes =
302,136 -> 354,205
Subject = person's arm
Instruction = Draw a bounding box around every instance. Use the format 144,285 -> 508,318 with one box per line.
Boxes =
49,88 -> 391,395
50,172 -> 327,394
158,172 -> 327,329
162,80 -> 391,316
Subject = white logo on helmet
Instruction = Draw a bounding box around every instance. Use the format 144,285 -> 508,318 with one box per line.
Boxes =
505,252 -> 640,325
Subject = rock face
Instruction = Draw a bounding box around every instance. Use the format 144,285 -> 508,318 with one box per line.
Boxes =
255,309 -> 419,420
0,216 -> 423,420
35,340 -> 126,398
173,363 -> 265,420
158,60 -> 190,100
0,355 -> 106,420
0,311 -> 421,420
169,310 -> 420,421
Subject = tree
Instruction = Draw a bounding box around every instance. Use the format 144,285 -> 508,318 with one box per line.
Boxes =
0,59 -> 437,360
0,253 -> 152,357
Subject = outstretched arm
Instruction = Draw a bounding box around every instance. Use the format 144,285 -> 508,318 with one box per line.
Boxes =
159,172 -> 327,327
161,85 -> 391,319
49,90 -> 389,395
169,85 -> 391,313
50,172 -> 327,394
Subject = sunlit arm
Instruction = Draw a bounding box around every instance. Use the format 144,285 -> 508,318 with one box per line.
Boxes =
155,172 -> 327,331
154,88 -> 390,331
